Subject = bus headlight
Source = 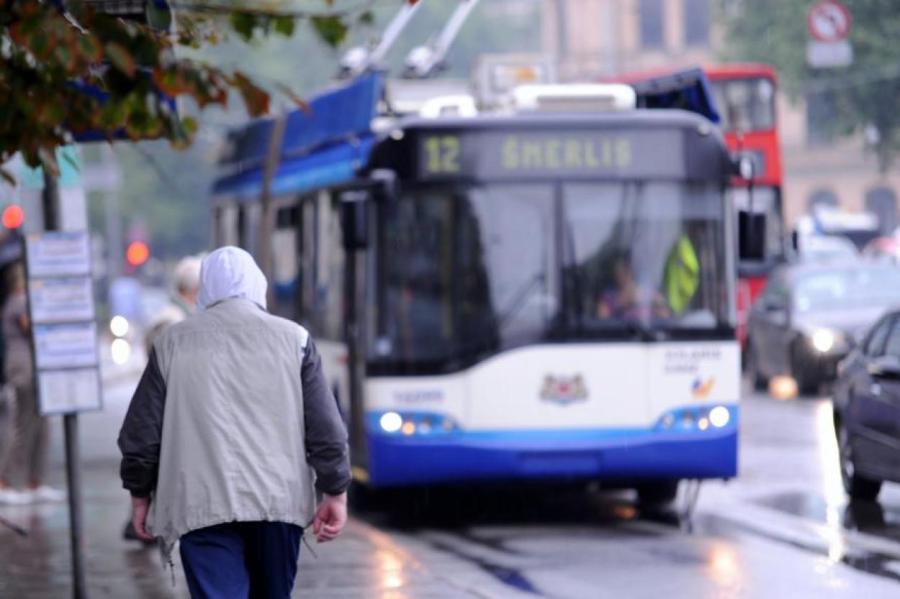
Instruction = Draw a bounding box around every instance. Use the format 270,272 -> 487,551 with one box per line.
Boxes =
709,406 -> 731,428
379,412 -> 403,433
374,411 -> 458,436
656,406 -> 735,431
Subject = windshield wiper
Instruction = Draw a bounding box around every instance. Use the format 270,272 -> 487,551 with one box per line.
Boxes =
498,272 -> 548,326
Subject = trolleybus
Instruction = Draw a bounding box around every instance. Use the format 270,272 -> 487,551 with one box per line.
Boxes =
212,75 -> 741,504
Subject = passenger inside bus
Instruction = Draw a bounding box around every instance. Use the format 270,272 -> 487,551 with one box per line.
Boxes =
596,252 -> 670,321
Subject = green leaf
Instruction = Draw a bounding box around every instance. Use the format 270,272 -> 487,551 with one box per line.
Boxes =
273,16 -> 295,37
358,11 -> 375,26
310,16 -> 348,47
105,42 -> 137,78
229,12 -> 257,42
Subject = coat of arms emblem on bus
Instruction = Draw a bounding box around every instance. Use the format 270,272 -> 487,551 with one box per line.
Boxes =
540,375 -> 588,405
692,376 -> 716,399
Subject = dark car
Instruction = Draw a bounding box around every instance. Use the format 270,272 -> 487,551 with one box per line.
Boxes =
745,262 -> 900,394
832,310 -> 900,500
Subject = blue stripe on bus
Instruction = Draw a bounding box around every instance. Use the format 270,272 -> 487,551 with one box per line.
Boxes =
364,407 -> 738,487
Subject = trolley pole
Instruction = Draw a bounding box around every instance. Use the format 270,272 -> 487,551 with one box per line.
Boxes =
257,109 -> 287,292
42,168 -> 88,599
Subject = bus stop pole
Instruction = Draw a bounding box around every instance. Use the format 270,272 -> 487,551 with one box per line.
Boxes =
42,169 -> 88,599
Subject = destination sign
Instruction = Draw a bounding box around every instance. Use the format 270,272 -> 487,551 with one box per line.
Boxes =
417,129 -> 685,180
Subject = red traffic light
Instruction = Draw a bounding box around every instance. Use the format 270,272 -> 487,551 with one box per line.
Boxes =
2,204 -> 24,229
126,241 -> 150,267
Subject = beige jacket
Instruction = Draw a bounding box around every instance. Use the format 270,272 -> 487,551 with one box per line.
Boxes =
148,298 -> 318,546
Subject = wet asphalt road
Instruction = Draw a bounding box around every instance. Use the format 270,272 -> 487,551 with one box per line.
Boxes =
3,374 -> 900,598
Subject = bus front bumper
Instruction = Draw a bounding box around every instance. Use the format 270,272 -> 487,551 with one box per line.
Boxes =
364,425 -> 738,488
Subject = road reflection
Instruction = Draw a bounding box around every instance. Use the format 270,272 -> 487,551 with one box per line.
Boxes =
706,542 -> 742,590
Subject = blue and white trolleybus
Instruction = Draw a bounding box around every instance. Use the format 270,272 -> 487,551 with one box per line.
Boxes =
211,74 -> 740,505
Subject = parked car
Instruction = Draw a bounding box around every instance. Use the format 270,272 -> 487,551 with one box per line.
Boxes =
795,234 -> 859,264
832,309 -> 900,501
745,262 -> 900,394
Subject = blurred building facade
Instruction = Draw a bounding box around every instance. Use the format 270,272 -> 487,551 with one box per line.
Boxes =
541,0 -> 900,233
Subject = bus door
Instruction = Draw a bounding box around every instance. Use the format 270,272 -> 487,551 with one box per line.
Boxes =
337,181 -> 391,477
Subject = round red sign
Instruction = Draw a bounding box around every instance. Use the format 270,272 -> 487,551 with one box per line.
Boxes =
807,0 -> 852,43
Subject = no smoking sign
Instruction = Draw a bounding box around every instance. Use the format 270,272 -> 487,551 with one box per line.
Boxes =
808,0 -> 851,43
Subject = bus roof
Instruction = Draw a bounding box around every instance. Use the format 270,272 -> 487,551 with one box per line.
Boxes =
615,63 -> 777,84
704,63 -> 777,82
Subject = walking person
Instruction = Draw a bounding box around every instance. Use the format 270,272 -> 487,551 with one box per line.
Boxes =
122,255 -> 201,543
118,246 -> 350,598
0,264 -> 64,505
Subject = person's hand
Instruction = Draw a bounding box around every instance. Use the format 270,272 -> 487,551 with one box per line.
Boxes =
313,492 -> 347,543
131,496 -> 154,541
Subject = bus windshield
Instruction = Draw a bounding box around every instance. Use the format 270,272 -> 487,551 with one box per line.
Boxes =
371,181 -> 730,372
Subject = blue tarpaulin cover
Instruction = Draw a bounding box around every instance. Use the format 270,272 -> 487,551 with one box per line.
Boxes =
630,67 -> 721,124
214,73 -> 382,198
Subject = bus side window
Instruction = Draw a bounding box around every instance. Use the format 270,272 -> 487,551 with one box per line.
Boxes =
299,197 -> 318,328
215,204 -> 238,247
271,205 -> 300,320
311,191 -> 346,341
237,205 -> 246,249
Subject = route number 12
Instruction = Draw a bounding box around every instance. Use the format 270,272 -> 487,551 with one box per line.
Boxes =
424,136 -> 461,174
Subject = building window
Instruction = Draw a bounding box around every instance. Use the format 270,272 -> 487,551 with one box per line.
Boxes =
639,0 -> 664,49
684,0 -> 710,46
805,90 -> 838,146
866,187 -> 898,235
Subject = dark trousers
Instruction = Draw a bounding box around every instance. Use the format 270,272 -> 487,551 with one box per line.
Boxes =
179,521 -> 302,599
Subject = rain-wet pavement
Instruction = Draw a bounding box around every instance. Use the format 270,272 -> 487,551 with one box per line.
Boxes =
2,376 -> 900,598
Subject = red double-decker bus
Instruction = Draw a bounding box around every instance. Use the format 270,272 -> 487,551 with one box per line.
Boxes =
705,64 -> 785,345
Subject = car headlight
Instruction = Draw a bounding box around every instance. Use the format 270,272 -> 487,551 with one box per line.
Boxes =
810,328 -> 837,353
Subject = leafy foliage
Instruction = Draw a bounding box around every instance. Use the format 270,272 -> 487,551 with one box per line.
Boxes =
0,0 -> 385,180
720,0 -> 900,172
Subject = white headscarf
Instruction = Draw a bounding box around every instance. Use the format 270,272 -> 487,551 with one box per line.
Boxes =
197,246 -> 268,311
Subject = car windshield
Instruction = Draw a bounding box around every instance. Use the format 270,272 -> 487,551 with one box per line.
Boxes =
794,266 -> 900,312
371,181 -> 730,372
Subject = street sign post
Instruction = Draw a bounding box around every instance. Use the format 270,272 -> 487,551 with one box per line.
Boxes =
26,172 -> 99,599
806,0 -> 853,69
26,231 -> 102,416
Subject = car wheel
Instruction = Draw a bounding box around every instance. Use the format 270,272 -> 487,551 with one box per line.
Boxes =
746,339 -> 768,391
791,343 -> 819,396
836,418 -> 882,501
636,481 -> 679,507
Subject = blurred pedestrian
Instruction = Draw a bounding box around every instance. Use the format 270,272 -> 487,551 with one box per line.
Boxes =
118,246 -> 350,598
143,255 -> 202,352
0,264 -> 64,505
122,254 -> 201,543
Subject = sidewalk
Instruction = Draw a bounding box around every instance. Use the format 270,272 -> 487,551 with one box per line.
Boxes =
0,375 -> 529,598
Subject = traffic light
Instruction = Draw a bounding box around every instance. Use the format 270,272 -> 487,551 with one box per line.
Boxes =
125,240 -> 149,267
2,204 -> 24,229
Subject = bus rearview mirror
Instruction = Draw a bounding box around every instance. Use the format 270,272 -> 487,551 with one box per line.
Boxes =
738,211 -> 766,261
